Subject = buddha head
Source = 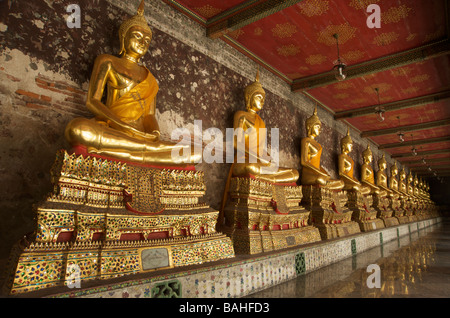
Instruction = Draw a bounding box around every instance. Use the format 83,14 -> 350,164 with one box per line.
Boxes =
340,127 -> 353,154
399,168 -> 406,181
362,144 -> 373,164
390,162 -> 398,177
119,0 -> 152,58
414,174 -> 419,186
244,68 -> 265,112
407,172 -> 413,184
378,154 -> 387,171
306,106 -> 322,138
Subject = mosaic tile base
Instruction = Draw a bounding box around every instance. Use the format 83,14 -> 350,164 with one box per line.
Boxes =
40,217 -> 442,298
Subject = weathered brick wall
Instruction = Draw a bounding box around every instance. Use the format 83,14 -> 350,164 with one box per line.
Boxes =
0,0 -> 395,260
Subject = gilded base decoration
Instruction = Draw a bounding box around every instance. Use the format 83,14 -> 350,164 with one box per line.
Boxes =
301,185 -> 360,240
395,197 -> 410,224
4,150 -> 235,295
346,190 -> 385,232
221,177 -> 321,255
371,193 -> 399,228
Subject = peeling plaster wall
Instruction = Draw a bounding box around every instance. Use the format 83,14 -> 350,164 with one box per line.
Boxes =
0,0 -> 400,260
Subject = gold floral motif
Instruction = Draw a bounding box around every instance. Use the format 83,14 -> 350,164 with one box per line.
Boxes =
317,23 -> 357,46
406,33 -> 417,42
381,5 -> 412,24
194,5 -> 222,19
409,74 -> 430,84
402,87 -> 420,94
277,44 -> 301,57
423,26 -> 445,43
228,29 -> 244,39
372,32 -> 400,46
348,0 -> 380,10
350,97 -> 369,105
333,81 -> 354,90
342,50 -> 365,62
333,93 -> 349,100
305,54 -> 327,65
391,66 -> 414,77
298,0 -> 329,17
254,27 -> 263,36
272,22 -> 297,38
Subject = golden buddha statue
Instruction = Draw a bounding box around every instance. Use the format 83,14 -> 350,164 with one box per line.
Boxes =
413,174 -> 420,197
360,144 -> 381,194
376,154 -> 392,195
64,0 -> 200,166
338,128 -> 369,194
389,163 -> 400,192
231,69 -> 299,183
407,172 -> 414,196
399,168 -> 408,195
300,107 -> 344,189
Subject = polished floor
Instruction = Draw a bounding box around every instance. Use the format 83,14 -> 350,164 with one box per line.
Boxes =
246,219 -> 450,298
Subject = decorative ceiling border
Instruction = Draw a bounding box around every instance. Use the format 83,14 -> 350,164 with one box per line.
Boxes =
335,90 -> 450,120
292,39 -> 450,92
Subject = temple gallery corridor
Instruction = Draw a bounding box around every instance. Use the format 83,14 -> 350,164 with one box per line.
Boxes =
246,219 -> 450,298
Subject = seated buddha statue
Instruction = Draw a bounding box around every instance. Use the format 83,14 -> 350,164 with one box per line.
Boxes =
407,172 -> 414,196
338,128 -> 369,194
300,107 -> 344,190
413,174 -> 420,197
399,168 -> 408,195
376,154 -> 392,195
389,162 -> 402,196
360,144 -> 381,194
64,0 -> 200,166
231,69 -> 299,183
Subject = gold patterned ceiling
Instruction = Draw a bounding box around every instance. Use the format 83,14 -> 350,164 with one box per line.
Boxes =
163,0 -> 450,179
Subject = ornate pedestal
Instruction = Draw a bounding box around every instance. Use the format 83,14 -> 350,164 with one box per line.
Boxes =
396,197 -> 411,224
346,190 -> 385,232
301,185 -> 360,240
372,193 -> 399,228
404,197 -> 417,223
220,177 -> 321,255
4,150 -> 234,295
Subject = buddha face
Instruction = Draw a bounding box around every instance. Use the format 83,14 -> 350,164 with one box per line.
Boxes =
363,152 -> 372,164
341,140 -> 352,154
248,93 -> 264,112
308,123 -> 321,138
378,161 -> 386,171
124,26 -> 152,58
391,166 -> 398,176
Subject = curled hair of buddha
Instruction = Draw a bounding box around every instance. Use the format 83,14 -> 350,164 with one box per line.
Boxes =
306,105 -> 321,134
244,68 -> 265,110
118,0 -> 152,55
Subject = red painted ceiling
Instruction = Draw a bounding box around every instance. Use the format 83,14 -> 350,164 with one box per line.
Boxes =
165,0 -> 450,179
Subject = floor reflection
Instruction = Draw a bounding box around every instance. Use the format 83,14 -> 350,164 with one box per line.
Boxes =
246,221 -> 450,298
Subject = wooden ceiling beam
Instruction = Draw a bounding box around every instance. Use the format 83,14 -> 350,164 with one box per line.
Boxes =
292,39 -> 450,92
379,136 -> 450,150
402,158 -> 450,165
335,91 -> 450,120
206,0 -> 303,39
360,119 -> 450,138
393,148 -> 450,159
412,167 -> 450,173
